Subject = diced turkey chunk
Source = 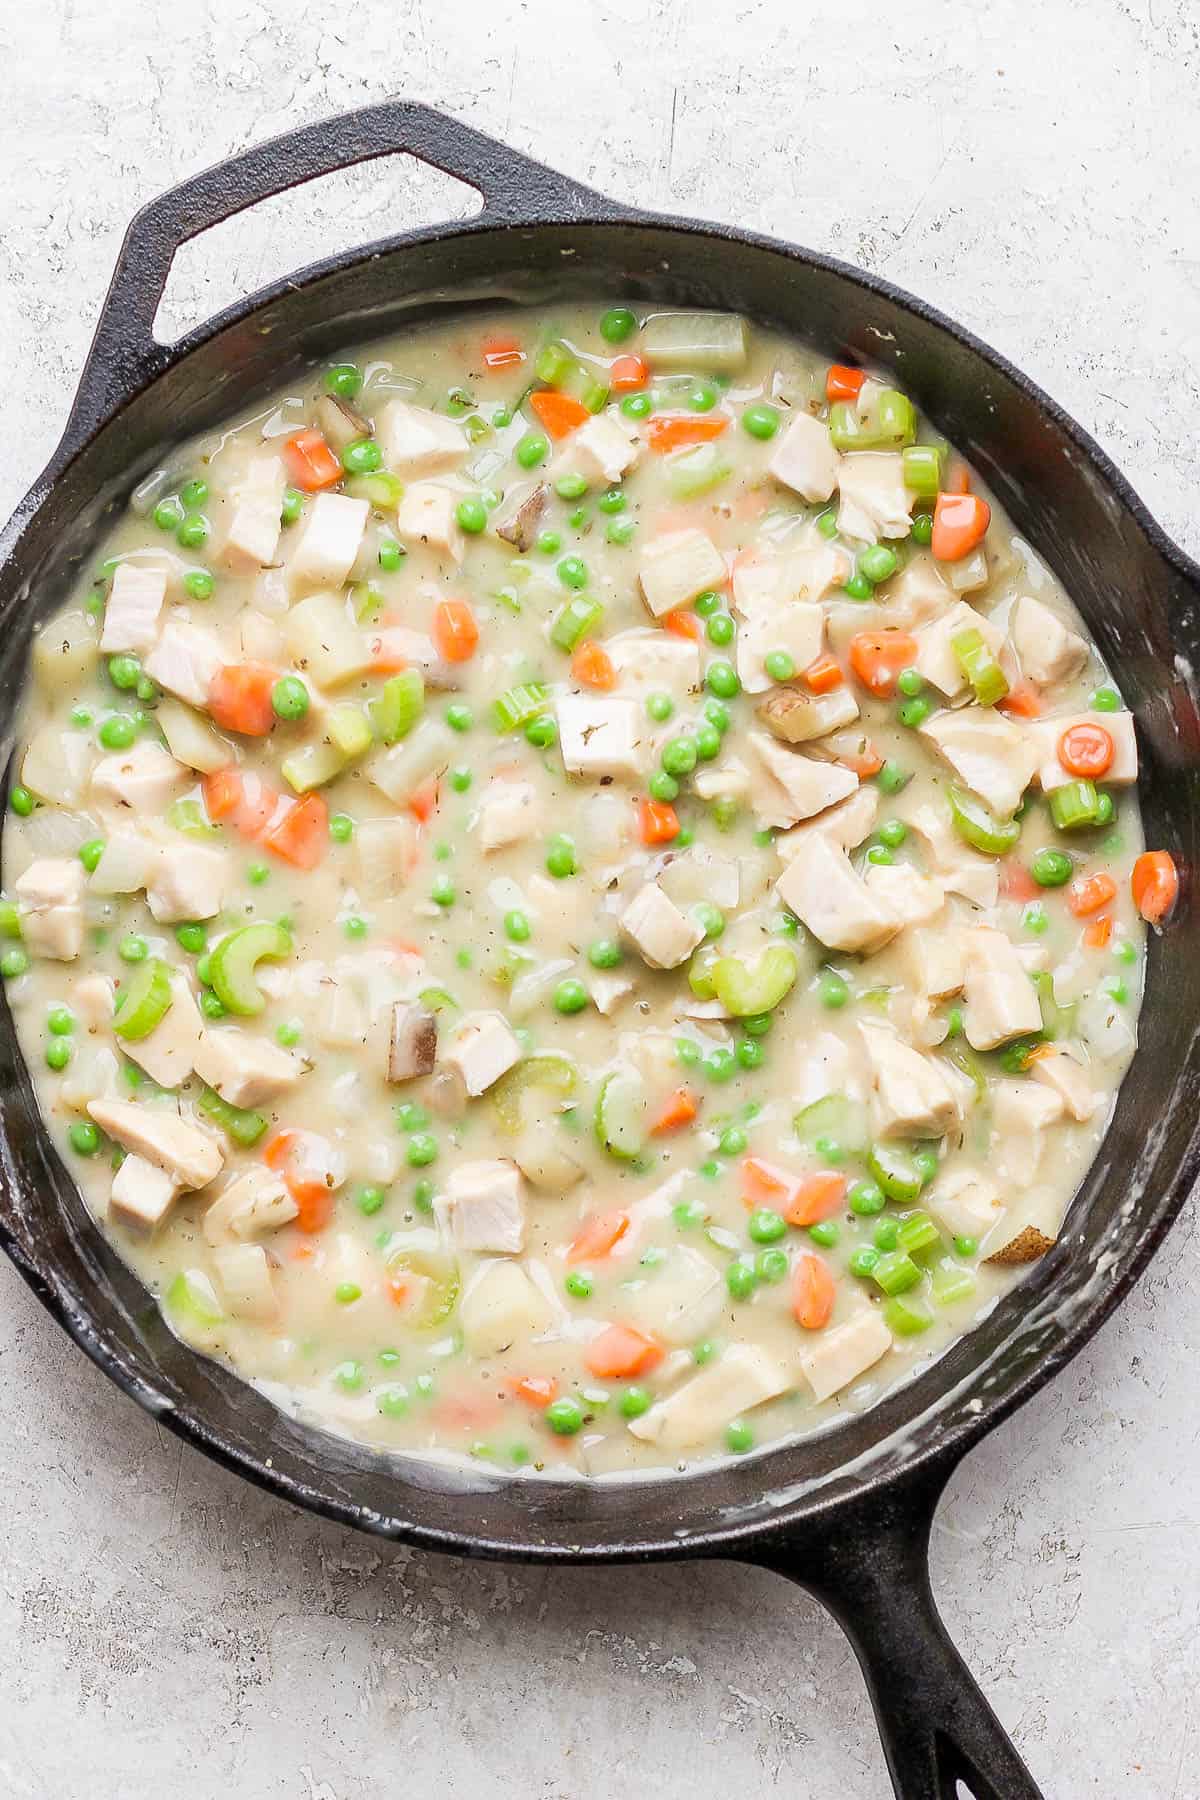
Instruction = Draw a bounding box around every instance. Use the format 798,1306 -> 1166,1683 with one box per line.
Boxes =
777,786 -> 878,861
1032,711 -> 1138,791
795,1030 -> 860,1108
87,1099 -> 223,1190
460,1259 -> 553,1357
569,411 -> 641,485
557,695 -> 643,780
861,862 -> 945,929
143,622 -> 225,709
767,411 -> 841,502
445,1159 -> 525,1254
194,1029 -> 302,1108
92,741 -> 187,813
732,545 -> 850,616
989,1080 -> 1064,1189
21,724 -> 94,808
387,1003 -> 438,1083
620,881 -> 704,970
906,803 -> 999,908
736,601 -> 824,694
216,453 -> 286,573
913,601 -> 1005,699
798,1308 -> 893,1404
606,629 -> 700,702
758,685 -> 860,745
859,1020 -> 959,1139
145,845 -> 230,923
962,927 -> 1043,1050
100,563 -> 166,654
442,1010 -> 521,1096
212,1242 -> 277,1321
905,926 -> 967,999
155,698 -> 233,775
378,400 -> 468,480
638,528 -> 726,617
477,778 -> 538,852
880,551 -> 955,629
395,482 -> 463,562
920,708 -> 1039,818
837,452 -> 912,541
122,976 -> 204,1088
746,730 -> 857,830
109,1154 -> 180,1232
775,835 -> 899,953
1031,1046 -> 1097,1121
72,973 -> 115,1029
926,1169 -> 1006,1243
285,591 -> 373,688
286,492 -> 369,597
589,972 -> 633,1016
1008,593 -> 1088,689
203,1167 -> 297,1244
628,1344 -> 790,1448
14,858 -> 85,961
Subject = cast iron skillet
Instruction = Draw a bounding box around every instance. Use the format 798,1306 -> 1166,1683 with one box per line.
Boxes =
1,100 -> 1197,1800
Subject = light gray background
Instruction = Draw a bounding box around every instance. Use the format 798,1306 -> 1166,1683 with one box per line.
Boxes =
1,3 -> 1197,1796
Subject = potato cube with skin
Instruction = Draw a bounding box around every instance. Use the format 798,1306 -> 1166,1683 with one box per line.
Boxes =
775,834 -> 900,954
767,411 -> 841,503
628,1344 -> 790,1448
962,927 -> 1043,1050
285,591 -> 374,688
87,1098 -> 223,1190
445,1159 -> 525,1254
859,1020 -> 960,1139
217,453 -> 286,573
212,1242 -> 277,1321
920,708 -> 1040,819
798,1308 -> 893,1404
837,452 -> 913,541
737,601 -> 824,695
638,528 -> 726,617
914,601 -> 1005,699
477,778 -> 538,853
378,400 -> 468,480
109,1154 -> 181,1232
746,730 -> 858,830
203,1167 -> 298,1244
557,695 -> 643,780
143,622 -> 225,709
193,1029 -> 303,1108
155,699 -> 234,776
861,861 -> 946,929
1008,593 -> 1088,690
286,492 -> 369,597
1032,711 -> 1138,791
926,1169 -> 1007,1244
21,725 -> 94,809
14,858 -> 85,961
460,1258 -> 554,1358
395,481 -> 464,562
620,881 -> 704,970
145,845 -> 230,923
387,1003 -> 438,1083
91,741 -> 187,814
122,976 -> 204,1089
100,563 -> 166,654
568,411 -> 641,485
442,1011 -> 521,1096
758,685 -> 861,746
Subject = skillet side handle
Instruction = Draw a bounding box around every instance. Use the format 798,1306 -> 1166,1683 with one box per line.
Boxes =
58,99 -> 619,459
749,1461 -> 1045,1800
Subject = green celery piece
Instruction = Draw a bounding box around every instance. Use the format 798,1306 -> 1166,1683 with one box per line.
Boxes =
167,798 -> 219,841
1049,780 -> 1101,831
829,387 -> 915,451
931,1258 -> 977,1307
948,786 -> 1020,856
901,444 -> 942,497
166,1269 -> 224,1331
491,1052 -> 577,1135
794,1093 -> 870,1156
550,596 -> 604,653
711,945 -> 798,1016
884,1294 -> 934,1336
208,922 -> 291,1017
493,683 -> 550,733
951,628 -> 1009,707
371,670 -> 425,744
867,1142 -> 923,1203
329,702 -> 374,758
113,957 -> 173,1041
197,1083 -> 268,1147
872,1250 -> 923,1296
895,1210 -> 940,1257
666,443 -> 732,499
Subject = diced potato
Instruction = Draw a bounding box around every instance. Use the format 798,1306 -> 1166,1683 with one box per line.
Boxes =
557,696 -> 644,780
638,529 -> 726,617
798,1309 -> 892,1403
156,698 -> 236,775
628,1345 -> 789,1448
285,591 -> 374,687
460,1259 -> 553,1358
213,1242 -> 277,1321
367,720 -> 455,805
33,609 -> 102,693
22,724 -> 94,808
640,311 -> 748,372
354,817 -> 419,900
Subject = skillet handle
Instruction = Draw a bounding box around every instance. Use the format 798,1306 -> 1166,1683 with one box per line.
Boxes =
749,1460 -> 1045,1800
59,100 -> 615,456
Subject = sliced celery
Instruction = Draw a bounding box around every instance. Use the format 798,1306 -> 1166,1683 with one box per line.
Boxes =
492,682 -> 550,733
166,798 -> 219,841
711,945 -> 798,1016
872,1250 -> 923,1296
345,471 -> 404,509
867,1142 -> 923,1203
328,702 -> 374,758
884,1294 -> 934,1336
370,670 -> 424,744
0,900 -> 21,940
948,786 -> 1020,856
795,1093 -> 870,1157
550,596 -> 604,653
198,1083 -> 268,1147
166,1269 -> 224,1332
491,1052 -> 577,1135
901,444 -> 942,496
931,1258 -> 977,1307
594,1069 -> 648,1160
281,741 -> 346,794
113,957 -> 173,1041
895,1210 -> 940,1257
1049,779 -> 1101,831
209,922 -> 291,1017
951,628 -> 1009,707
829,388 -> 916,451
666,442 -> 732,499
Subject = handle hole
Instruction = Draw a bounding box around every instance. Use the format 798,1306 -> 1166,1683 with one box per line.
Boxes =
152,153 -> 483,345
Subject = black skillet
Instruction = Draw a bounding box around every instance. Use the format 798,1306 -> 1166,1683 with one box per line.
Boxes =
1,101 -> 1197,1800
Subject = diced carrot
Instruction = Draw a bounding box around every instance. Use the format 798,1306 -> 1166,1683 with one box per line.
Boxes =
203,766 -> 243,823
431,1393 -> 505,1432
803,654 -> 844,694
433,599 -> 479,663
567,1210 -> 630,1264
650,1086 -> 697,1133
740,1156 -> 794,1207
784,1172 -> 848,1228
207,662 -> 279,737
282,427 -> 342,492
571,639 -> 616,689
529,389 -> 590,438
407,778 -> 439,823
826,364 -> 865,403
290,1242 -> 315,1262
482,333 -> 525,371
662,609 -> 702,641
262,793 -> 328,870
609,353 -> 649,392
264,1133 -> 332,1233
836,744 -> 885,779
1131,849 -> 1179,925
1057,721 -> 1114,779
367,628 -> 410,674
584,1324 -> 665,1380
648,414 -> 729,453
639,799 -> 681,847
508,1374 -> 558,1408
999,860 -> 1039,902
792,1254 -> 836,1331
998,680 -> 1042,719
931,492 -> 990,561
263,1129 -> 299,1172
848,630 -> 919,698
1067,872 -> 1118,918
234,773 -> 281,840
1083,915 -> 1114,949
386,1275 -> 411,1307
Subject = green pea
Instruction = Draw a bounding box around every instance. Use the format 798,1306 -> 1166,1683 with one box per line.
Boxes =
706,613 -> 735,647
153,495 -> 185,532
873,1219 -> 900,1251
726,1261 -> 758,1301
545,1396 -> 585,1436
598,488 -> 626,514
329,813 -> 354,843
866,844 -> 893,866
712,796 -> 739,833
1023,903 -> 1049,935
849,1247 -> 880,1278
726,1419 -> 755,1455
200,992 -> 226,1020
910,512 -> 934,545
844,572 -> 874,601
1031,847 -> 1072,887
705,1047 -> 738,1083
764,649 -> 795,682
445,702 -> 473,733
859,544 -> 898,584
108,654 -> 141,691
619,1385 -> 652,1419
553,978 -> 589,1015
689,380 -> 719,412
536,530 -> 562,556
525,712 -> 557,749
818,970 -> 849,1010
914,1148 -> 939,1185
335,1281 -> 362,1306
546,834 -> 577,878
742,403 -> 780,440
1090,685 -> 1121,712
747,1209 -> 786,1245
396,1102 -> 430,1133
704,698 -> 731,734
3,945 -> 31,978
896,667 -> 924,698
69,1119 -> 100,1156
606,517 -> 636,546
77,838 -> 105,874
808,1220 -> 839,1248
695,903 -> 725,939
456,495 -> 488,534
119,934 -> 149,964
449,766 -> 472,793
662,736 -> 698,777
718,1125 -> 748,1157
70,707 -> 93,729
600,307 -> 637,344
406,1133 -> 438,1168
742,1012 -> 772,1037
325,363 -> 363,399
281,488 -> 304,526
176,513 -> 209,549
46,1004 -> 75,1037
689,723 -> 719,764
342,915 -> 367,939
431,877 -> 456,908
99,715 -> 136,750
275,1021 -> 302,1048
516,433 -> 549,469
898,696 -> 932,728
45,1039 -> 71,1071
556,555 -> 588,589
270,675 -> 309,722
945,1006 -> 963,1038
1095,792 -> 1115,827
705,660 -> 740,700
878,819 -> 908,849
876,760 -> 910,795
620,392 -> 652,420
378,539 -> 404,572
849,1180 -> 886,1216
752,1247 -> 787,1286
505,911 -> 531,943
673,1199 -> 707,1232
646,691 -> 674,722
954,1235 -> 978,1258
565,1270 -> 594,1299
587,939 -> 622,973
737,1037 -> 766,1070
816,509 -> 839,538
648,770 -> 679,803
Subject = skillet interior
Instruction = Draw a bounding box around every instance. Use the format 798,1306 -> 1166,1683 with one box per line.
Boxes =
2,216 -> 1198,1560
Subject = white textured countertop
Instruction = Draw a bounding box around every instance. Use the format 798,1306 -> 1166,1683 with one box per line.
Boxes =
1,4 -> 1198,1795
